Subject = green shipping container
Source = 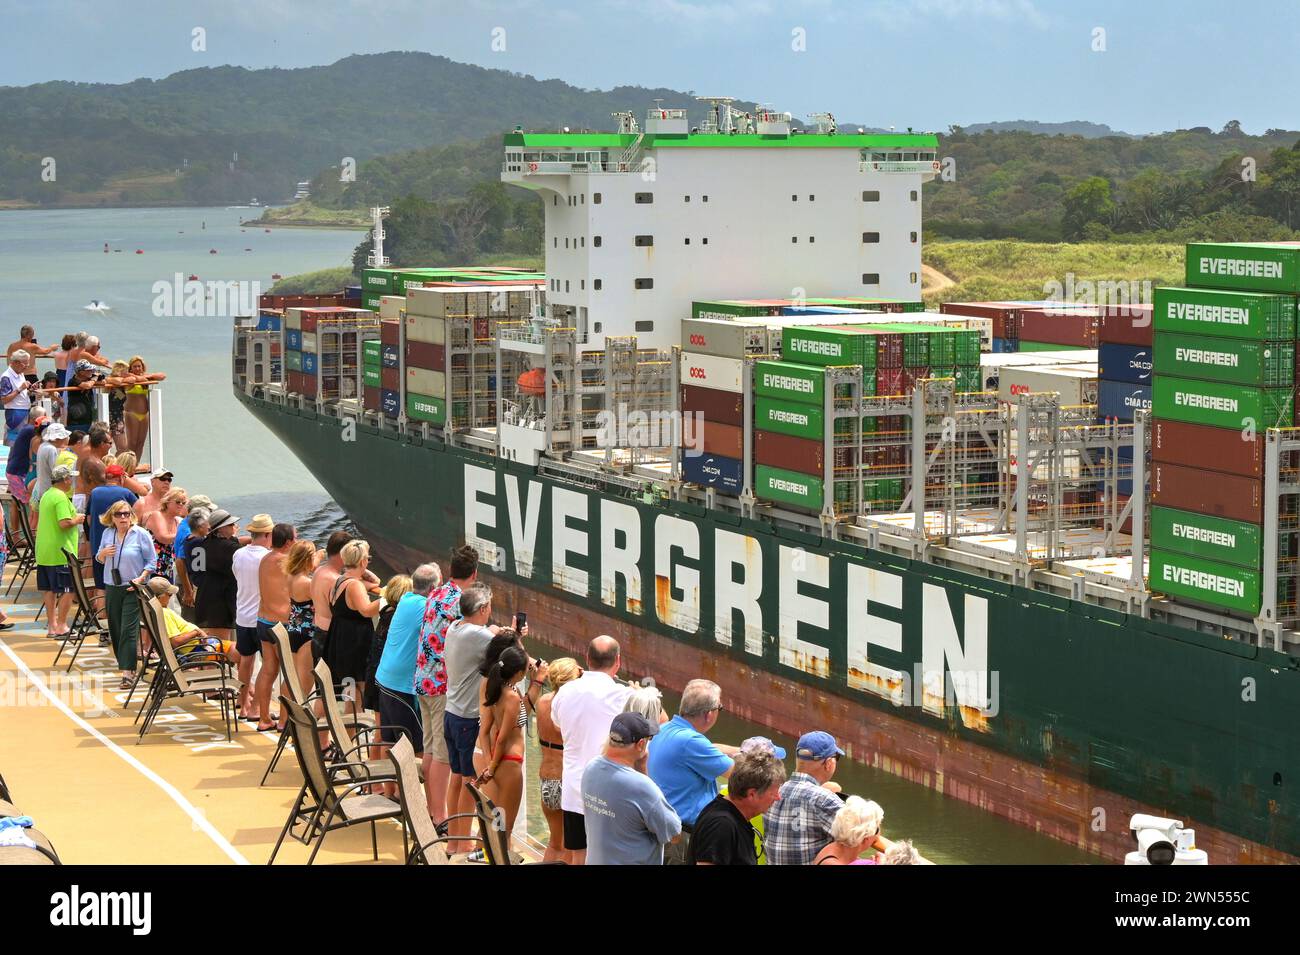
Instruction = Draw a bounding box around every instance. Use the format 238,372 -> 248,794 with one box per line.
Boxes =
1154,333 -> 1294,387
363,340 -> 382,362
361,292 -> 382,311
754,361 -> 825,405
407,392 -> 447,425
691,300 -> 773,319
1148,548 -> 1261,615
1152,375 -> 1294,430
363,367 -> 382,389
956,365 -> 982,392
955,330 -> 981,364
1153,286 -> 1296,341
755,397 -> 824,440
755,465 -> 824,510
1150,506 -> 1262,570
361,269 -> 393,294
834,415 -> 878,437
782,326 -> 873,367
285,350 -> 303,372
1185,241 -> 1300,294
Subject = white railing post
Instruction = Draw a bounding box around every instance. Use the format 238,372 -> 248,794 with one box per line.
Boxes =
148,387 -> 165,473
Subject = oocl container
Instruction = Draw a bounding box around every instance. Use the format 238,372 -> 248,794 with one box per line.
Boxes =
1151,418 -> 1263,478
1097,343 -> 1152,384
1151,375 -> 1294,430
755,397 -> 824,440
1153,333 -> 1294,387
754,361 -> 824,405
998,366 -> 1099,405
1148,548 -> 1261,616
755,464 -> 824,510
1152,461 -> 1263,524
1185,241 -> 1300,294
681,318 -> 773,359
1150,505 -> 1262,570
680,352 -> 745,393
1152,286 -> 1297,341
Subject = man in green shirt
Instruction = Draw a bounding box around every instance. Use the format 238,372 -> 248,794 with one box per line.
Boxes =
36,464 -> 85,637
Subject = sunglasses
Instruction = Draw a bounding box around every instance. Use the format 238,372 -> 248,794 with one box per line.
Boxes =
112,512 -> 131,519
156,476 -> 172,482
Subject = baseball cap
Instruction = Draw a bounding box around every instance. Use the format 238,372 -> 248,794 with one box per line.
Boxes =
147,576 -> 178,599
153,470 -> 174,481
739,736 -> 787,760
105,464 -> 125,478
795,731 -> 845,761
609,711 -> 659,746
50,464 -> 74,483
74,359 -> 95,373
189,494 -> 215,511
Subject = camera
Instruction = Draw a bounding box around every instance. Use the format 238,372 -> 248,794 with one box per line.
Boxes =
111,568 -> 123,586
1124,813 -> 1208,865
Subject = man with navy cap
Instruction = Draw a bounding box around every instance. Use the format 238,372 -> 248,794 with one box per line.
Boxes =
762,730 -> 848,865
580,712 -> 682,866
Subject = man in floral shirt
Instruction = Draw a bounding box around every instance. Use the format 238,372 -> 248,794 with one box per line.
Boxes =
414,544 -> 479,825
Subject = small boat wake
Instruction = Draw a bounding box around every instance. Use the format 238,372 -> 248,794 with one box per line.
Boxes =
83,300 -> 112,313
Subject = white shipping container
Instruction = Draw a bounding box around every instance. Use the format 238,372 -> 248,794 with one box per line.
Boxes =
300,331 -> 318,352
379,295 -> 405,321
681,318 -> 773,359
998,365 -> 1099,406
284,307 -> 304,331
1020,349 -> 1097,365
405,313 -> 447,345
405,367 -> 447,397
406,288 -> 457,318
679,351 -> 745,394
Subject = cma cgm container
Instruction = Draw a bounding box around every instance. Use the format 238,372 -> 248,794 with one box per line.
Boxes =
1148,549 -> 1262,616
1152,286 -> 1297,341
1152,461 -> 1264,524
1150,505 -> 1262,570
1151,418 -> 1264,479
1153,333 -> 1294,387
1185,241 -> 1300,294
1097,344 -> 1152,384
1152,375 -> 1294,430
1097,380 -> 1152,421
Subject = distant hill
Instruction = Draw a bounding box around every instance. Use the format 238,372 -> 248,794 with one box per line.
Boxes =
961,120 -> 1137,138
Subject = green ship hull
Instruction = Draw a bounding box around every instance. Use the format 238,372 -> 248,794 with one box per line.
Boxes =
239,390 -> 1300,862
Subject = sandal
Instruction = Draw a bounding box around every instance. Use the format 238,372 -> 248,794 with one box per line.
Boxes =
118,676 -> 134,690
465,849 -> 488,863
255,722 -> 277,733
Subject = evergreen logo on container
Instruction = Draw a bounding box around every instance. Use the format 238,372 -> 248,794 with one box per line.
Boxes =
1167,302 -> 1251,326
1199,257 -> 1283,279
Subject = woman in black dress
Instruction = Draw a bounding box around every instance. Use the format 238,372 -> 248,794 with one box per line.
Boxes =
324,539 -> 381,720
191,510 -> 241,640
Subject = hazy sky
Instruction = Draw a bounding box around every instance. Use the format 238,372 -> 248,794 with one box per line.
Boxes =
2,0 -> 1297,134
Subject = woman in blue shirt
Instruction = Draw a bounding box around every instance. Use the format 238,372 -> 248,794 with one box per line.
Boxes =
96,499 -> 158,688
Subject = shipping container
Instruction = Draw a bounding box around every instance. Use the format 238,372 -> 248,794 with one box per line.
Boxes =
1152,286 -> 1297,341
1151,418 -> 1263,478
755,464 -> 824,511
381,367 -> 401,392
380,320 -> 401,347
381,389 -> 400,418
1017,308 -> 1100,347
405,313 -> 447,346
363,366 -> 382,389
285,329 -> 303,351
362,385 -> 381,412
361,292 -> 382,311
1152,461 -> 1263,524
1148,548 -> 1261,616
1097,343 -> 1153,384
683,419 -> 744,459
1151,375 -> 1294,430
406,287 -> 458,318
998,365 -> 1099,405
680,385 -> 744,427
680,352 -> 745,393
302,352 -> 318,375
406,392 -> 447,425
285,350 -> 303,373
681,318 -> 773,359
405,341 -> 445,371
781,326 -> 873,367
755,430 -> 825,476
381,343 -> 400,369
1150,505 -> 1262,570
1185,241 -> 1300,294
379,296 -> 405,321
361,269 -> 392,294
405,367 -> 446,397
1020,348 -> 1098,364
1153,333 -> 1294,387
1098,303 -> 1155,346
362,339 -> 382,364
876,367 -> 905,396
755,397 -> 825,440
680,452 -> 744,495
990,338 -> 1017,353
301,331 -> 318,352
939,302 -> 1022,340
691,300 -> 778,320
753,361 -> 823,405
255,314 -> 281,332
1097,380 -> 1152,421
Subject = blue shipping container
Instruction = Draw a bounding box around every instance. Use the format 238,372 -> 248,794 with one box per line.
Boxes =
1098,343 -> 1152,385
681,452 -> 743,495
381,389 -> 400,418
303,352 -> 318,375
285,329 -> 302,350
991,338 -> 1017,353
256,314 -> 282,332
381,344 -> 400,369
345,285 -> 362,298
1097,380 -> 1151,421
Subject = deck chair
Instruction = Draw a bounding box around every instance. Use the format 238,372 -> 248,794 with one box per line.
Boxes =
313,658 -> 404,785
259,624 -> 373,785
269,694 -> 406,865
465,782 -> 521,866
135,589 -> 241,743
2,499 -> 34,600
130,582 -> 167,720
53,547 -> 107,670
10,499 -> 39,612
389,735 -> 480,865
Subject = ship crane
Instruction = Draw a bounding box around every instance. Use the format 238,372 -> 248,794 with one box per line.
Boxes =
367,206 -> 390,268
808,112 -> 837,134
697,96 -> 744,134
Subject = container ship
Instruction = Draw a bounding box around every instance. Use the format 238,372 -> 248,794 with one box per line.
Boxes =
233,102 -> 1300,863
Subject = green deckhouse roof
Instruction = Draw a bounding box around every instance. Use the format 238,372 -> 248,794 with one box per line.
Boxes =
503,131 -> 938,150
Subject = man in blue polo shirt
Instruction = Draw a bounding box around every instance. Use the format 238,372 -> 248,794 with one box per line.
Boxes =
646,678 -> 740,865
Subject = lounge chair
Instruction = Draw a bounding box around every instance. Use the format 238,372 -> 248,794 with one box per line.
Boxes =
54,547 -> 107,671
313,658 -> 410,785
465,781 -> 533,866
389,736 -> 480,865
4,499 -> 36,603
268,694 -> 406,865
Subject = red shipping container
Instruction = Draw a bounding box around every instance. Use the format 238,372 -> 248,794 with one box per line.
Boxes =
680,385 -> 744,427
474,317 -> 490,341
362,386 -> 381,412
381,367 -> 401,392
299,312 -> 318,333
755,430 -> 824,476
939,302 -> 1022,340
1152,462 -> 1263,525
380,319 -> 401,346
1098,304 -> 1154,346
876,367 -> 905,396
1151,418 -> 1263,479
405,341 -> 445,371
682,419 -> 744,459
1018,308 -> 1099,347
901,366 -> 930,392
873,332 -> 904,369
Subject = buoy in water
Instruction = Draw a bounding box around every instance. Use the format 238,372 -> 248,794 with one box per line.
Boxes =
209,249 -> 218,254
188,274 -> 199,281
135,249 -> 143,254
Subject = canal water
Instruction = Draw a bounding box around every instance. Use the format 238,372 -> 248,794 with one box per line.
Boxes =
0,206 -> 1101,865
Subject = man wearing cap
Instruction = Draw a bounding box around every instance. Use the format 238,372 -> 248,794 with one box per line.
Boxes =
87,461 -> 138,593
646,678 -> 741,864
64,359 -> 101,431
762,730 -> 848,866
35,464 -> 85,637
232,514 -> 274,725
1,349 -> 32,446
32,422 -> 70,507
580,712 -> 682,866
133,470 -> 174,523
145,577 -> 236,664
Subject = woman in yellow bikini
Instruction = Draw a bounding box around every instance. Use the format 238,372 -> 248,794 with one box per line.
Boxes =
123,356 -> 166,460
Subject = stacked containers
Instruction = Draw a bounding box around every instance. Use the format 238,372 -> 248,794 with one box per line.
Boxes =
1148,243 -> 1300,615
678,323 -> 751,495
752,359 -> 828,510
403,288 -> 449,425
1096,303 -> 1154,497
283,307 -> 309,396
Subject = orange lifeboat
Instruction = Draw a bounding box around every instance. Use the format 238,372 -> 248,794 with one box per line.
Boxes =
517,368 -> 547,396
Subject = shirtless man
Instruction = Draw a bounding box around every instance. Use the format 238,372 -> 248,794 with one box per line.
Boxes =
255,522 -> 297,731
133,470 -> 174,522
75,429 -> 112,508
6,325 -> 56,380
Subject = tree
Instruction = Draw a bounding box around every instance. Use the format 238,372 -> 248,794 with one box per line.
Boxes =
1062,176 -> 1115,239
